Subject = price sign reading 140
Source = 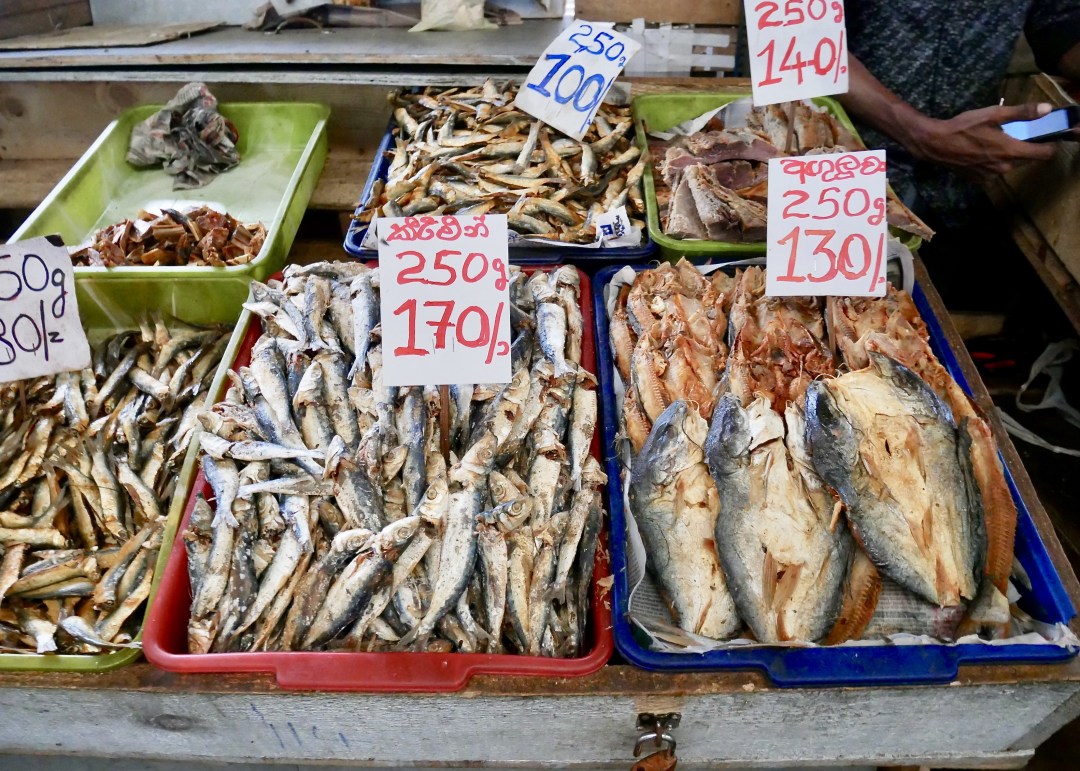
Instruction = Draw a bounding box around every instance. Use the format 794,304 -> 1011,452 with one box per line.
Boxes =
0,237 -> 90,384
766,150 -> 888,298
514,22 -> 641,141
744,0 -> 848,106
377,214 -> 512,388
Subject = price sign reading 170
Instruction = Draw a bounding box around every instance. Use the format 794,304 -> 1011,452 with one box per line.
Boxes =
766,150 -> 888,298
744,0 -> 848,106
0,237 -> 90,384
514,22 -> 641,141
377,214 -> 512,388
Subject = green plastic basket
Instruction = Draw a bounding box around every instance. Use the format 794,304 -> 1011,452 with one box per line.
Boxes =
631,92 -> 922,262
10,101 -> 329,322
0,276 -> 251,673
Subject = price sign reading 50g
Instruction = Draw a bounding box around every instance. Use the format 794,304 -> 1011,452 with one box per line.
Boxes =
744,0 -> 848,106
514,22 -> 641,141
0,237 -> 90,384
378,214 -> 512,387
766,150 -> 888,298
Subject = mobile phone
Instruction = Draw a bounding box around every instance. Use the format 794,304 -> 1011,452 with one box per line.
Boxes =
1001,105 -> 1080,142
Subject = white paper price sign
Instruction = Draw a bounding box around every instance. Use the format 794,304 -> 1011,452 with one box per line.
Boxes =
377,214 -> 512,387
514,22 -> 641,141
744,0 -> 849,106
0,237 -> 90,384
765,150 -> 888,297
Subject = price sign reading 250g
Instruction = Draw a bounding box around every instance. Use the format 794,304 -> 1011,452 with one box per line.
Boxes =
765,150 -> 888,298
514,22 -> 641,141
377,215 -> 512,388
0,237 -> 91,384
744,0 -> 848,106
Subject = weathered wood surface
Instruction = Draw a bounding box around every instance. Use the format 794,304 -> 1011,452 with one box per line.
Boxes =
0,23 -> 565,69
0,21 -> 220,51
0,663 -> 1072,768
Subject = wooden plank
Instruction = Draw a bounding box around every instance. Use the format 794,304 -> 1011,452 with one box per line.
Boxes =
0,24 -> 563,69
0,0 -> 90,41
0,158 -> 73,210
0,22 -> 220,51
0,664 -> 1069,767
575,0 -> 741,25
984,176 -> 1080,337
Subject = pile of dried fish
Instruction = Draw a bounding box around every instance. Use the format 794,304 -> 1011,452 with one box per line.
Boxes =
650,100 -> 934,243
70,206 -> 266,268
184,261 -> 606,656
354,80 -> 647,244
0,317 -> 231,654
615,260 -> 1017,646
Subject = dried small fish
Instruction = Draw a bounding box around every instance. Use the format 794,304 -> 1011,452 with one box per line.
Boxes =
184,263 -> 606,657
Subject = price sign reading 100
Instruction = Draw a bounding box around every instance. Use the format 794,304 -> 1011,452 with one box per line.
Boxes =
514,23 -> 641,141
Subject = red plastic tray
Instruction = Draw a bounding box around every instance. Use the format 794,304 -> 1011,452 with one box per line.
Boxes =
143,265 -> 614,691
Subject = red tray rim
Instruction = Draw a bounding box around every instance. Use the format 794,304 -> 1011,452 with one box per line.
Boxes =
143,263 -> 615,691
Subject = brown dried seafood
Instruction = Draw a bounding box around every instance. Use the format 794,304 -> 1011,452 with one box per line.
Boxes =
0,317 -> 231,654
650,99 -> 934,243
354,80 -> 647,245
70,206 -> 266,268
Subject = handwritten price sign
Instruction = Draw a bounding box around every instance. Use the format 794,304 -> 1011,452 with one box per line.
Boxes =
514,22 -> 641,141
744,0 -> 849,106
377,214 -> 512,387
0,237 -> 90,384
766,150 -> 887,297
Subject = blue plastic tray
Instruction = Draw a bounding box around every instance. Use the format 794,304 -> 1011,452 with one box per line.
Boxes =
593,264 -> 1078,687
342,120 -> 656,263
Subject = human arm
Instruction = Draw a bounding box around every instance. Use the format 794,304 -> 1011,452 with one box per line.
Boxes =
837,54 -> 1057,178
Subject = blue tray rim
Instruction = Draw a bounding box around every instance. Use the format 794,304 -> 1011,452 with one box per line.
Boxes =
593,263 -> 1078,687
341,115 -> 657,261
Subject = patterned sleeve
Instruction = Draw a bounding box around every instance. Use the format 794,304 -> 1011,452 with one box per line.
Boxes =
1027,0 -> 1080,74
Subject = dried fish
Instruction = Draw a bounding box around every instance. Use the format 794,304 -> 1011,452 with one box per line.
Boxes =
185,263 -> 606,656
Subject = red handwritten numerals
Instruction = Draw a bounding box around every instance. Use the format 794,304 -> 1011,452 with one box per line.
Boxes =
389,242 -> 510,364
774,227 -> 884,288
754,0 -> 843,30
768,149 -> 887,295
748,0 -> 848,96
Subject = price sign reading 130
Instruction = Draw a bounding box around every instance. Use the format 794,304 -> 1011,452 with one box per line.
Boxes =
514,22 -> 641,141
377,214 -> 512,388
744,0 -> 848,106
765,150 -> 888,298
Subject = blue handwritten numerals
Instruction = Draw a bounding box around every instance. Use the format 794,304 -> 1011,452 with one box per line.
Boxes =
524,23 -> 628,136
0,251 -> 70,365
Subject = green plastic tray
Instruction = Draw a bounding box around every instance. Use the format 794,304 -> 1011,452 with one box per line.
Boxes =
10,101 -> 329,317
632,92 -> 921,262
0,279 -> 251,672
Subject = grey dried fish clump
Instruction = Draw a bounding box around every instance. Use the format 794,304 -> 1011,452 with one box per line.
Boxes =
0,315 -> 231,654
185,261 -> 606,656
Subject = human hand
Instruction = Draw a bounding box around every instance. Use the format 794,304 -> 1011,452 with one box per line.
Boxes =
902,102 -> 1059,179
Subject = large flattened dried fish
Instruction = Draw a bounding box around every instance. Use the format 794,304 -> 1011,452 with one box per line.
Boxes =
805,353 -> 985,607
706,394 -> 852,643
629,400 -> 739,640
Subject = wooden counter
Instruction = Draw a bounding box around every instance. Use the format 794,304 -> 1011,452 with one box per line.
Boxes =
0,76 -> 1077,770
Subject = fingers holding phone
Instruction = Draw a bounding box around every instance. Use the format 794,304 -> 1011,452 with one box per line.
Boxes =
1001,104 -> 1080,143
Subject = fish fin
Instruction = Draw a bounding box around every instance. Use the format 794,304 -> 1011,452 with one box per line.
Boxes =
822,552 -> 882,645
935,555 -> 959,608
761,550 -> 778,607
773,562 -> 802,615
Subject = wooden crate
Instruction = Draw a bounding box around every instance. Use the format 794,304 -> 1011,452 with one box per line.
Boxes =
0,0 -> 91,40
576,0 -> 740,26
993,74 -> 1080,333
